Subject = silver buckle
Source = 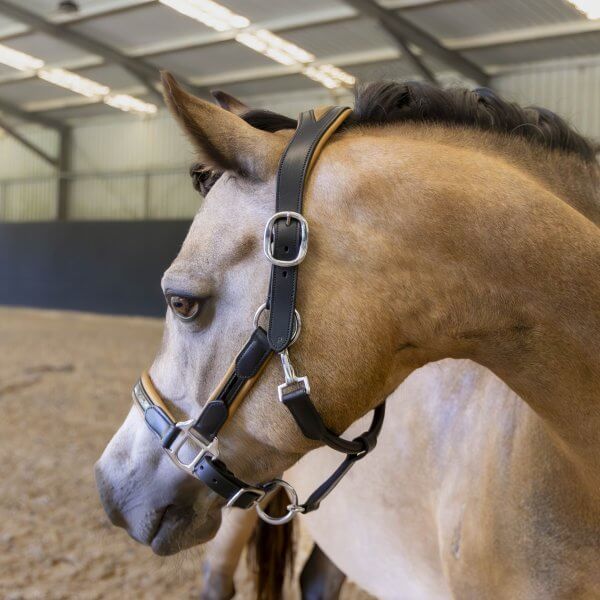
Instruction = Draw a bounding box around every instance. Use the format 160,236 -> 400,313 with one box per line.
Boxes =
226,486 -> 266,509
277,349 -> 310,402
166,418 -> 220,476
263,211 -> 309,267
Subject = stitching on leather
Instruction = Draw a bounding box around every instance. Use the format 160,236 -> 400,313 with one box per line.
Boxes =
268,112 -> 309,346
268,108 -> 347,351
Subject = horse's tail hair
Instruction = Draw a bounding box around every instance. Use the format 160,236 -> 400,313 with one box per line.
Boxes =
247,487 -> 295,600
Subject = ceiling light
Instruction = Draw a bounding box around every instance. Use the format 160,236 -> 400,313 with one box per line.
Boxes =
159,0 -> 249,31
104,94 -> 158,115
0,43 -> 45,71
303,64 -> 356,89
236,30 -> 315,66
0,41 -> 155,116
316,64 -> 356,86
159,0 -> 354,91
567,0 -> 600,19
38,68 -> 110,97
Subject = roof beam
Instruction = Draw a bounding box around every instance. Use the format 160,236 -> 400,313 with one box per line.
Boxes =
342,0 -> 489,84
0,0 -> 164,103
26,49 -> 405,114
447,19 -> 600,51
0,95 -> 66,130
393,37 -> 437,83
0,112 -> 59,165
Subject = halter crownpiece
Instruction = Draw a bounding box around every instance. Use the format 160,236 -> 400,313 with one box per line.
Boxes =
133,106 -> 386,524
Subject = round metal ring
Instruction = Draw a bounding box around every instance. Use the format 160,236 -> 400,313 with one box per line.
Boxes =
255,479 -> 302,526
252,304 -> 302,345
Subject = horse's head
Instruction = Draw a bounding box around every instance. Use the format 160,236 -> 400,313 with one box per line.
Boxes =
95,74 -> 432,555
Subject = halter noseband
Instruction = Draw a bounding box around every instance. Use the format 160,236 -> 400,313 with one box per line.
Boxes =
133,106 -> 386,525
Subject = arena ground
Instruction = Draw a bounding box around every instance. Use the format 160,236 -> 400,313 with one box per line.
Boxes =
0,307 -> 370,600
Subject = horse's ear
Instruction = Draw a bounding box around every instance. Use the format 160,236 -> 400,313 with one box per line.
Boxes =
211,90 -> 248,116
162,72 -> 283,179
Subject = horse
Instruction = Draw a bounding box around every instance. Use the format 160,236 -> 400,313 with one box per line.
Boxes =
96,72 -> 600,599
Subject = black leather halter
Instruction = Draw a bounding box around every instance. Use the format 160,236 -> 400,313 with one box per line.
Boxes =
133,106 -> 386,524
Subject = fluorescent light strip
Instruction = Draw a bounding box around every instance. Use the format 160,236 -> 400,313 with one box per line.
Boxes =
0,44 -> 156,116
303,64 -> 356,89
159,0 -> 249,31
0,43 -> 45,71
236,30 -> 315,66
38,68 -> 111,98
159,0 -> 355,90
104,94 -> 157,114
567,0 -> 600,19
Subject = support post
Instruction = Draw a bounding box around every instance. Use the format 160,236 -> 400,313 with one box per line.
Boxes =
57,128 -> 72,221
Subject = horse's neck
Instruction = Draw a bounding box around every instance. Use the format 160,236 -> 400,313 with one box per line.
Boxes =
397,124 -> 600,224
374,134 -> 600,484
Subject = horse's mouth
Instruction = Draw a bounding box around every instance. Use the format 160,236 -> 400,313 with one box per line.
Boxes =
150,504 -> 221,556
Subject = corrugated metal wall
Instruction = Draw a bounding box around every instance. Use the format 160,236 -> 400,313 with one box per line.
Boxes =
492,56 -> 600,140
0,125 -> 59,221
1,57 -> 599,222
1,112 -> 202,221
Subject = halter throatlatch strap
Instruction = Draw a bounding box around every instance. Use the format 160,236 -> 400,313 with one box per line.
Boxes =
263,105 -> 386,513
267,106 -> 352,353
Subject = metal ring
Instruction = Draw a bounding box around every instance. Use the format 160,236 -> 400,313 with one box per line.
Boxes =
255,479 -> 302,525
252,304 -> 302,345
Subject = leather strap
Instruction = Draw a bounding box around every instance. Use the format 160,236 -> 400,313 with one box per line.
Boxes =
281,387 -> 386,454
193,327 -> 272,440
297,403 -> 386,513
136,395 -> 263,508
267,106 -> 352,352
132,104 -> 388,519
194,455 -> 263,509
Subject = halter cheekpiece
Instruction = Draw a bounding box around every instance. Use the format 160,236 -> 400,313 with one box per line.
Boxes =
133,106 -> 386,525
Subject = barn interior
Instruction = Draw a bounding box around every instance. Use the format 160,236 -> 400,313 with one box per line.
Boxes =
1,1 -> 599,598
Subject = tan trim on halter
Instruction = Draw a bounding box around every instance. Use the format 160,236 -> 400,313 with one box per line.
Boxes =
141,371 -> 177,421
141,346 -> 273,426
226,352 -> 272,417
306,107 -> 352,178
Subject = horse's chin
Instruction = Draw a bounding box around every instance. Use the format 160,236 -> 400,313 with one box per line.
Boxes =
150,504 -> 222,556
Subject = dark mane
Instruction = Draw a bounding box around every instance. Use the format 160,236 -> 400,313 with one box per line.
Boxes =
242,81 -> 598,162
191,80 -> 597,194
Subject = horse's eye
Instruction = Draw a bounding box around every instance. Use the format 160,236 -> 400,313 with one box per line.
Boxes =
167,295 -> 201,321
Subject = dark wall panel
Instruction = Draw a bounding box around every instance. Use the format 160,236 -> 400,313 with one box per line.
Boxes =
0,221 -> 191,317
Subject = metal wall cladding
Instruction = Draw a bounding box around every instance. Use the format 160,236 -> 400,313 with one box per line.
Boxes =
492,57 -> 600,141
2,57 -> 600,223
70,112 -> 193,172
67,171 -> 200,220
0,125 -> 58,178
0,178 -> 57,221
0,122 -> 58,220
